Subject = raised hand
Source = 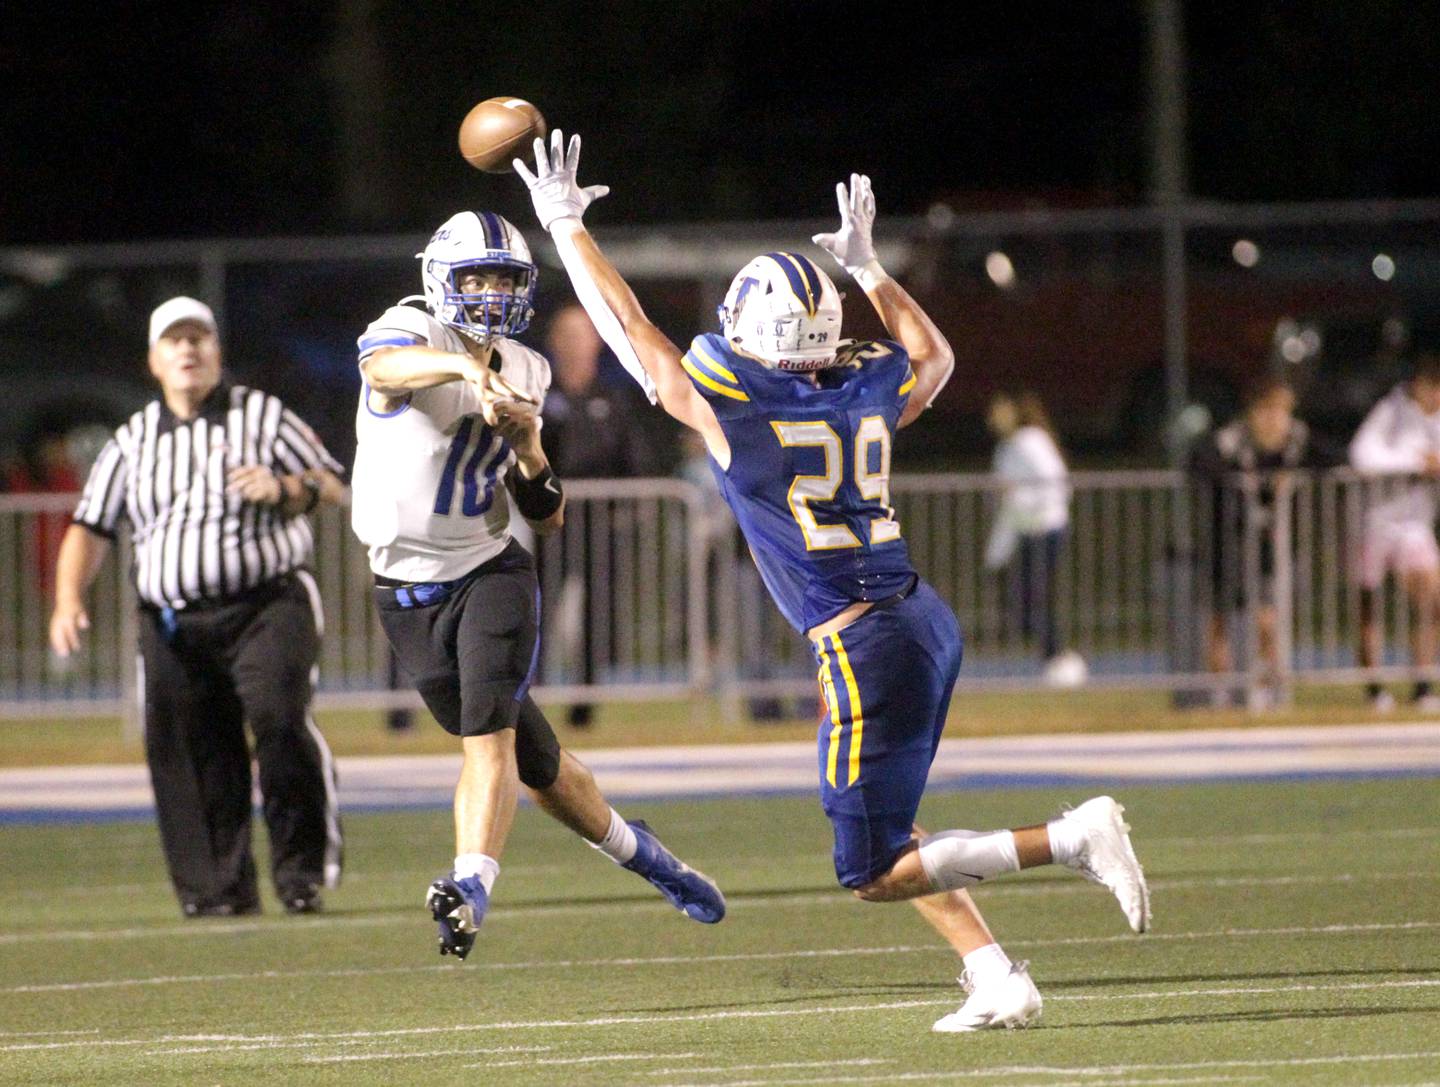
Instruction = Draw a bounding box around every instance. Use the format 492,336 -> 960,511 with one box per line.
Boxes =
513,129 -> 611,231
811,173 -> 878,276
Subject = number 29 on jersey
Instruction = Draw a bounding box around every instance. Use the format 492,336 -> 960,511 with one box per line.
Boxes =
771,416 -> 901,550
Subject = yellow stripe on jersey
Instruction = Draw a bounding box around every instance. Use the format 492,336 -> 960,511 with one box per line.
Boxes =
817,641 -> 843,788
682,353 -> 750,401
690,344 -> 741,385
898,369 -> 917,396
832,632 -> 865,787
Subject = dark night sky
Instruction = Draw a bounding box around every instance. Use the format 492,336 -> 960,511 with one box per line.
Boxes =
4,1 -> 1439,245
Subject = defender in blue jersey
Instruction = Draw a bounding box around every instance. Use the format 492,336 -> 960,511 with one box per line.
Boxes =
515,131 -> 1151,1032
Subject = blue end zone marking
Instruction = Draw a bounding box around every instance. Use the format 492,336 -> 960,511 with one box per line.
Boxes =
5,766 -> 1438,825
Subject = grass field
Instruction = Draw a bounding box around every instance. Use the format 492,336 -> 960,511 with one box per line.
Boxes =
2,778 -> 1438,1085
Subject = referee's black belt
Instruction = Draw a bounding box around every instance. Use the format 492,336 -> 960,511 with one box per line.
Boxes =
141,571 -> 301,614
374,541 -> 528,609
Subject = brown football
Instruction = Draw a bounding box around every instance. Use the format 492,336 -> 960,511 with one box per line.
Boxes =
458,97 -> 547,174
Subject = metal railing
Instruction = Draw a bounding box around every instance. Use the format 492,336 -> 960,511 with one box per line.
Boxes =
5,470 -> 1440,719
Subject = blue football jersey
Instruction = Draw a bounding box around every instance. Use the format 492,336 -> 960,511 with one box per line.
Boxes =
682,333 -> 919,633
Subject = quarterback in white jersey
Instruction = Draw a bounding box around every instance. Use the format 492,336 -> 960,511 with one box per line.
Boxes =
352,210 -> 724,962
1348,358 -> 1440,711
353,298 -> 551,582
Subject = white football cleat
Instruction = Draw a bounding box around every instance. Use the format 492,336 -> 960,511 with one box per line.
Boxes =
1058,795 -> 1152,933
932,961 -> 1042,1033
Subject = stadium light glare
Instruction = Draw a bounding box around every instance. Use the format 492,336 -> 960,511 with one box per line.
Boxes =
1232,239 -> 1260,267
985,250 -> 1016,289
1372,253 -> 1396,281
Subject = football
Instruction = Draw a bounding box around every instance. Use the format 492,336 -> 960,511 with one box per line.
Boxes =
458,97 -> 547,174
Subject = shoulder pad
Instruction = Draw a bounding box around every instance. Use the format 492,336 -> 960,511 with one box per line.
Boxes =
358,304 -> 437,358
681,335 -> 753,402
831,340 -> 916,397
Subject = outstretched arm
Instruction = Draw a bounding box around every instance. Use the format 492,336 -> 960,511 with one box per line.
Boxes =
813,174 -> 954,430
515,132 -> 731,468
360,342 -> 497,407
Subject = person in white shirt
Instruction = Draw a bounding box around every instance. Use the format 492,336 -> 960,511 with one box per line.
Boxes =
984,391 -> 1086,687
1348,354 -> 1440,712
352,210 -> 724,961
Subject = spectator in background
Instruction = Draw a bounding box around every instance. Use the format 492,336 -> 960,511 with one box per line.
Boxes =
5,424 -> 82,601
984,391 -> 1086,687
1191,376 -> 1341,709
541,303 -> 670,727
542,303 -> 662,478
1349,353 -> 1440,713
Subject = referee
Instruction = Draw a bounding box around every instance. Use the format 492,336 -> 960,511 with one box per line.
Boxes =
49,296 -> 346,917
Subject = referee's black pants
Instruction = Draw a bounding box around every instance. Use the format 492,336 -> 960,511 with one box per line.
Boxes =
138,573 -> 342,912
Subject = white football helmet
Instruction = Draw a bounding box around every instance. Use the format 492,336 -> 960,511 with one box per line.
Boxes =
418,211 -> 537,340
717,251 -> 844,371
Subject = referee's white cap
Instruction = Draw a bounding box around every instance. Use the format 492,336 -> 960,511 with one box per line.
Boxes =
149,296 -> 217,346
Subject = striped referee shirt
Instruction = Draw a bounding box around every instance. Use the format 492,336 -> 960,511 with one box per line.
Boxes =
72,382 -> 343,609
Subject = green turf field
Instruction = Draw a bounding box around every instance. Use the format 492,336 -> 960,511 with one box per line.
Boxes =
2,779 -> 1438,1085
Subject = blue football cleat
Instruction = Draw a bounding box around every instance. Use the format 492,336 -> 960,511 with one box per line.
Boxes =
425,873 -> 489,960
621,820 -> 726,923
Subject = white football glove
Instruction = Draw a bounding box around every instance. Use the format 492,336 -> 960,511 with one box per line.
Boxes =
811,173 -> 878,277
513,130 -> 611,232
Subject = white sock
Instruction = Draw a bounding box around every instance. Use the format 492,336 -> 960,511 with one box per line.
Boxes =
589,808 -> 638,864
453,853 -> 500,895
917,829 -> 1020,892
1046,817 -> 1088,866
961,942 -> 1013,987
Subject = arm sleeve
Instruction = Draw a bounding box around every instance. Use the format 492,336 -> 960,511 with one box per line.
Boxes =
1349,398 -> 1424,473
71,437 -> 128,538
550,228 -> 658,404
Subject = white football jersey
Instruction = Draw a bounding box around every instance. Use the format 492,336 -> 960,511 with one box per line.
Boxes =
351,303 -> 551,582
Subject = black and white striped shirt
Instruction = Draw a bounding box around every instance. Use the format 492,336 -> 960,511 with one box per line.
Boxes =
72,383 -> 343,609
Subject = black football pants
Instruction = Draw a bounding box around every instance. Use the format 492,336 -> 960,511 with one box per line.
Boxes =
137,574 -> 342,912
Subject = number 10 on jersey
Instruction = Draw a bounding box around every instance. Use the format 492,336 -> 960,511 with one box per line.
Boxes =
771,417 -> 901,550
433,418 -> 507,518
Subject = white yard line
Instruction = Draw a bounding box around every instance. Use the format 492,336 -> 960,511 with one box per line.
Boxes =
644,1059 -> 891,1076
6,920 -> 1439,996
154,1040 -> 547,1059
5,980 -> 1439,1054
659,1076 -> 1264,1087
652,1053 -> 1440,1087
460,1053 -> 697,1071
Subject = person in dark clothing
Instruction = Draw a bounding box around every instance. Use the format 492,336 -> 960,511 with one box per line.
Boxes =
1190,376 -> 1341,707
541,304 -> 668,726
